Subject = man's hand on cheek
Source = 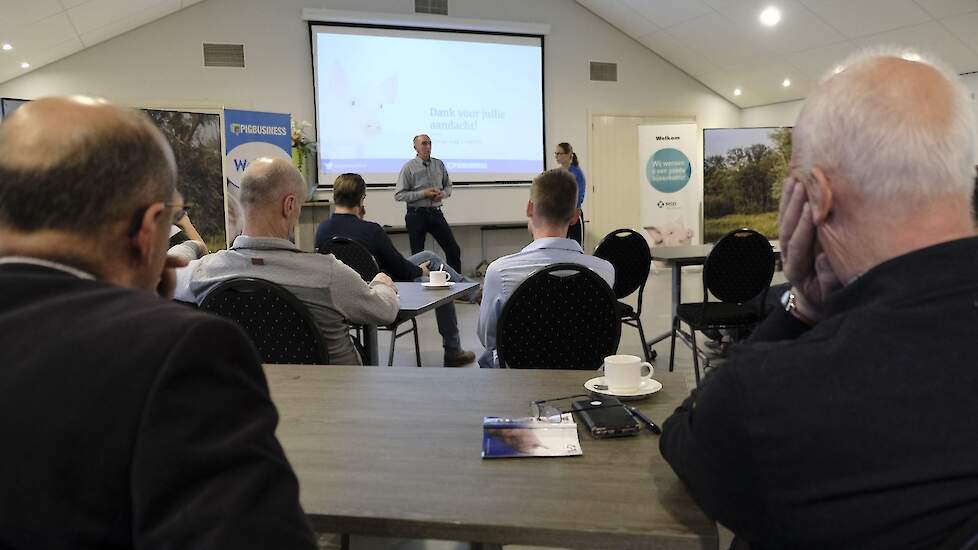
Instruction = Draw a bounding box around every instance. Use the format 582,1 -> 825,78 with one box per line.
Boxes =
157,253 -> 189,300
779,177 -> 840,323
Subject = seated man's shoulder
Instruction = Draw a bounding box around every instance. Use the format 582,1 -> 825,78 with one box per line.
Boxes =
27,282 -> 251,371
588,255 -> 615,276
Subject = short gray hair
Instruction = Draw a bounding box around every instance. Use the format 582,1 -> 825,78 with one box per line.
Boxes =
239,158 -> 306,208
793,47 -> 975,203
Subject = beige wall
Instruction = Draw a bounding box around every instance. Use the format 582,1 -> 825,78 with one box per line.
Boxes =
737,73 -> 978,164
0,0 -> 743,269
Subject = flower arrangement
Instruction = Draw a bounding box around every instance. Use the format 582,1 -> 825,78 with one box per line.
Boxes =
291,119 -> 316,173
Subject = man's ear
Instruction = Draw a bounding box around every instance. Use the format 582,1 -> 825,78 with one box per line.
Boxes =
132,202 -> 166,264
805,166 -> 834,225
526,199 -> 534,219
568,208 -> 581,226
283,194 -> 297,218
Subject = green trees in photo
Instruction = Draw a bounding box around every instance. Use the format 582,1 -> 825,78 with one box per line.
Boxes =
704,127 -> 792,241
144,109 -> 226,251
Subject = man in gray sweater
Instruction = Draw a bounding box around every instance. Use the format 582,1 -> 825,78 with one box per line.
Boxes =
173,157 -> 399,365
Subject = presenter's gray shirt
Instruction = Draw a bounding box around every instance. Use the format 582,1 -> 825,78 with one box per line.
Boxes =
394,156 -> 452,208
171,235 -> 399,365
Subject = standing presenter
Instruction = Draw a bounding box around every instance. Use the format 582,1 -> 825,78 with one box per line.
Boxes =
555,142 -> 585,245
395,134 -> 462,272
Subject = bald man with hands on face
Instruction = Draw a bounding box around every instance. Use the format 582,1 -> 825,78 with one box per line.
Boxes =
659,49 -> 978,550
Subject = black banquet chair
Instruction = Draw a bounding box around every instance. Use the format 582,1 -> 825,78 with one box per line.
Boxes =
669,228 -> 774,384
497,263 -> 620,370
199,277 -> 330,365
318,236 -> 421,367
594,228 -> 655,363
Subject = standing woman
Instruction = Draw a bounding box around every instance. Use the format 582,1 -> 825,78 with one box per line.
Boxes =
555,142 -> 585,244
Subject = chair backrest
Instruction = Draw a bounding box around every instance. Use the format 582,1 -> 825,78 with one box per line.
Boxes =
703,228 -> 775,305
318,236 -> 379,282
199,277 -> 330,365
593,228 -> 652,300
497,263 -> 621,370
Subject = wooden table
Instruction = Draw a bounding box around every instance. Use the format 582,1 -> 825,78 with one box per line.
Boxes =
361,281 -> 480,365
265,364 -> 717,549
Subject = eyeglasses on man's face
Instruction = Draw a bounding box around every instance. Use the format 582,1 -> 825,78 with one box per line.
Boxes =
419,140 -> 432,146
127,200 -> 194,237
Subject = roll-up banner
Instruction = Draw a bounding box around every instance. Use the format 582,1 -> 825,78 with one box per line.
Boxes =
223,109 -> 292,241
638,123 -> 702,266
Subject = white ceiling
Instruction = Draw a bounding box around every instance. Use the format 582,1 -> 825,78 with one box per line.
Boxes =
1,1 -> 975,109
576,0 -> 978,108
0,0 -> 203,86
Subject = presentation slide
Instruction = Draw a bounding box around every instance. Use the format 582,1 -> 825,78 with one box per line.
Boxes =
311,25 -> 544,185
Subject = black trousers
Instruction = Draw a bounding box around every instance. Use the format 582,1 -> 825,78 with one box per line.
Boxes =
405,207 -> 462,273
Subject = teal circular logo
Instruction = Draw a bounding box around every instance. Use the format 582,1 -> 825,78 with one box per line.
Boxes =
646,148 -> 691,193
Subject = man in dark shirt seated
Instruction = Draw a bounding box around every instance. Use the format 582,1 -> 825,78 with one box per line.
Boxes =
0,97 -> 316,549
315,173 -> 477,367
659,50 -> 978,549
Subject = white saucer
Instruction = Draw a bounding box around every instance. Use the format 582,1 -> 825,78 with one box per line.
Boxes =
422,281 -> 455,289
584,376 -> 662,401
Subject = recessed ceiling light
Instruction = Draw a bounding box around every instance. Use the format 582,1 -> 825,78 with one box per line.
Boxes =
902,52 -> 921,62
782,78 -> 791,87
734,88 -> 742,96
759,6 -> 781,26
20,61 -> 29,69
1,43 -> 12,51
833,65 -> 844,74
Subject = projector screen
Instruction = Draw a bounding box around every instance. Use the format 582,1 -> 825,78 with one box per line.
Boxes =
310,24 -> 545,187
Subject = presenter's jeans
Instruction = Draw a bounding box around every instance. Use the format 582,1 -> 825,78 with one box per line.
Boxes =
405,207 -> 461,273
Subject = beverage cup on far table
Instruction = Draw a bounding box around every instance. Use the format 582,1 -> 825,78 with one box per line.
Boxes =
429,270 -> 450,285
603,354 -> 654,393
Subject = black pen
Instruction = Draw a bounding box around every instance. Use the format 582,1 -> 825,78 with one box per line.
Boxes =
626,405 -> 661,435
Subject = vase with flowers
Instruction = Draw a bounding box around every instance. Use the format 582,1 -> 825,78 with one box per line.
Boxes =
291,119 -> 317,199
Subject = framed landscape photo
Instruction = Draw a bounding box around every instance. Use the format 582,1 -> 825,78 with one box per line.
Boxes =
702,127 -> 792,242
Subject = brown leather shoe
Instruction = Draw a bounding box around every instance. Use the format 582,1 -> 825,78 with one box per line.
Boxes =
443,349 -> 475,367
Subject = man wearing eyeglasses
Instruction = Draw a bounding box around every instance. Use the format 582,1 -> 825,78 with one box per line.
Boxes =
395,133 -> 462,273
0,97 -> 317,549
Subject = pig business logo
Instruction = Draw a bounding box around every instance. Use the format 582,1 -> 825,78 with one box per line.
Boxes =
230,123 -> 288,137
646,148 -> 691,194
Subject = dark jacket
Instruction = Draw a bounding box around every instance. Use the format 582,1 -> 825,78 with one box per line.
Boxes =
661,237 -> 978,549
315,213 -> 421,281
0,263 -> 317,550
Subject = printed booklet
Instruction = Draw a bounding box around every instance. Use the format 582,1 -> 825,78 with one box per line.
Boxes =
481,415 -> 583,458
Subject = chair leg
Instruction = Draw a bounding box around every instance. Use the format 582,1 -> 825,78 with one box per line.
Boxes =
387,324 -> 398,367
690,328 -> 702,385
669,316 -> 679,373
633,317 -> 651,363
411,318 -> 421,367
340,533 -> 350,550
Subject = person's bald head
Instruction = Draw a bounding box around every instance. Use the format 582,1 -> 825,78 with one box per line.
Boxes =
239,157 -> 306,213
793,50 -> 975,206
0,96 -> 177,236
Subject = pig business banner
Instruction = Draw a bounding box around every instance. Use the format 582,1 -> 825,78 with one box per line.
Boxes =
223,109 -> 292,240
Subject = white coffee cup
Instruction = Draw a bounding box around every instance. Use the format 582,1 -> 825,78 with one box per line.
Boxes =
429,270 -> 450,285
603,354 -> 654,393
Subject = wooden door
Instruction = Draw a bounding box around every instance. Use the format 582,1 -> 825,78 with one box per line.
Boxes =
586,114 -> 693,252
